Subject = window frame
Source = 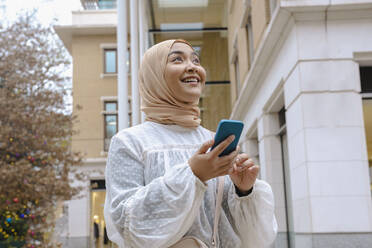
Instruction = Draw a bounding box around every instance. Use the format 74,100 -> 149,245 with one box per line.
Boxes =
103,48 -> 118,74
103,101 -> 118,151
102,99 -> 133,151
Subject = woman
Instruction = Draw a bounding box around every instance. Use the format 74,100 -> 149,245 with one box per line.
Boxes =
104,39 -> 277,248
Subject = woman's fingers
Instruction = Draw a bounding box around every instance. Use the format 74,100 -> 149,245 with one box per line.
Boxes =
219,149 -> 238,165
236,159 -> 255,172
210,135 -> 235,157
235,153 -> 250,165
198,139 -> 214,154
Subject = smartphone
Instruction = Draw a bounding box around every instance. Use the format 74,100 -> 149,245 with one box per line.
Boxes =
210,119 -> 244,157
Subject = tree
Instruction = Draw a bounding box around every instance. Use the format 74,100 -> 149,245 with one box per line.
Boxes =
0,14 -> 84,247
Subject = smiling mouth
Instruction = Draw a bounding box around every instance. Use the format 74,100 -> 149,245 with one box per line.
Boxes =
181,77 -> 200,84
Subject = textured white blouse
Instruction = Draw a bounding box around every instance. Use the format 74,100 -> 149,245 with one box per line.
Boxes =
104,121 -> 277,248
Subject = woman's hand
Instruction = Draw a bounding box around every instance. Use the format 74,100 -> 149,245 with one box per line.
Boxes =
188,135 -> 239,182
229,153 -> 259,193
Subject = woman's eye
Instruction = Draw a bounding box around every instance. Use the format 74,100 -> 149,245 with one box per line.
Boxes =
193,58 -> 200,64
172,56 -> 183,62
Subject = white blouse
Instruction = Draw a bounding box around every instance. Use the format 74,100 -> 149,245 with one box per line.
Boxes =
104,121 -> 277,248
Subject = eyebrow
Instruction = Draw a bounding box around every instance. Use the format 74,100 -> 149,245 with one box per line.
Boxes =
167,50 -> 200,57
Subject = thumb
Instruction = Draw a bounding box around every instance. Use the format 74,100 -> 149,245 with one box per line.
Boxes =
198,139 -> 214,154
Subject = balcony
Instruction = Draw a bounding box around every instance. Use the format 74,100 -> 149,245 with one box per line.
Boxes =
81,0 -> 117,10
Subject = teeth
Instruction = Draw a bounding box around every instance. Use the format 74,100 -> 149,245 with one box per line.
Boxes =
184,78 -> 198,83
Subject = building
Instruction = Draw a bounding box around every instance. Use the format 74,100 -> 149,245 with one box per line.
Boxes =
227,0 -> 372,247
55,0 -> 230,247
54,0 -> 372,247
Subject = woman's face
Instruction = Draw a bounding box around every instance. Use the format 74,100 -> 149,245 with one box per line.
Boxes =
164,42 -> 206,103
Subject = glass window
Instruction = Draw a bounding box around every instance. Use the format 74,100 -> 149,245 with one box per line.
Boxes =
98,0 -> 116,9
360,66 -> 372,93
104,101 -> 118,151
104,102 -> 117,112
104,48 -> 130,74
105,115 -> 117,138
104,49 -> 117,74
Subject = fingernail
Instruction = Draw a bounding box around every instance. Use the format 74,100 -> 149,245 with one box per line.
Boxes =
230,135 -> 235,141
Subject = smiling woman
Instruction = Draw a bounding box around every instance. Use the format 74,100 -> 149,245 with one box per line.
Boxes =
165,42 -> 206,103
104,39 -> 277,248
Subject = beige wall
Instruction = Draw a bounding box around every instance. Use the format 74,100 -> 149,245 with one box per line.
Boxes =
71,34 -> 131,158
251,0 -> 271,51
227,0 -> 271,105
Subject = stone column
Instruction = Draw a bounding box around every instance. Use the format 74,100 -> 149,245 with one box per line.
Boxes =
117,0 -> 129,130
257,113 -> 291,247
284,58 -> 372,247
130,0 -> 140,126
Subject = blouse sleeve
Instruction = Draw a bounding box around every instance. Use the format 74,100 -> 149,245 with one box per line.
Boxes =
227,178 -> 278,247
104,134 -> 207,248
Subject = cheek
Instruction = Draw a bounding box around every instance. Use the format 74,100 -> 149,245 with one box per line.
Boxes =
165,65 -> 182,85
199,68 -> 207,82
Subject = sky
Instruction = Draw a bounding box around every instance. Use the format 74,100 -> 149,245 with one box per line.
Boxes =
2,0 -> 81,26
1,0 -> 82,113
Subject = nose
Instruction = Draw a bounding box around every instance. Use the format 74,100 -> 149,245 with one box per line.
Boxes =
186,60 -> 198,73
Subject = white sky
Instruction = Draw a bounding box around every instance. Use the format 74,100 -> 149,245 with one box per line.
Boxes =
2,0 -> 82,26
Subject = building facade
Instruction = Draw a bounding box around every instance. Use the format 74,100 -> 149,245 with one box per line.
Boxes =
55,0 -> 372,247
55,0 -> 230,247
227,0 -> 372,247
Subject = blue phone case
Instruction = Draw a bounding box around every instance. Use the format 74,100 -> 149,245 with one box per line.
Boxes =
210,119 -> 244,157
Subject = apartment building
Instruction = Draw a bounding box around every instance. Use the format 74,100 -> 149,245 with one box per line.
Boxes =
227,0 -> 372,247
55,0 -> 230,247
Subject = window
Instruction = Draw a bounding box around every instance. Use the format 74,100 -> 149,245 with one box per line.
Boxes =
104,101 -> 118,151
360,66 -> 372,93
104,49 -> 117,74
98,0 -> 116,9
245,16 -> 254,68
102,99 -> 132,151
103,48 -> 130,74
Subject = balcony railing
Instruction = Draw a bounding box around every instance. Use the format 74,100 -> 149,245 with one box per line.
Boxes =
82,0 -> 117,10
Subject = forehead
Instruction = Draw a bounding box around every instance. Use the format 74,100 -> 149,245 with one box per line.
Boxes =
169,42 -> 194,53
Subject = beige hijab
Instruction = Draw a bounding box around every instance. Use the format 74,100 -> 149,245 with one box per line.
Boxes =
139,39 -> 203,129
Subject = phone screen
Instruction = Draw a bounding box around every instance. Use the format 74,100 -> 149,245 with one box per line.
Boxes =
210,119 -> 244,156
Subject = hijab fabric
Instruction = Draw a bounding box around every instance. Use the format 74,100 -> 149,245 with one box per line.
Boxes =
138,39 -> 202,129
